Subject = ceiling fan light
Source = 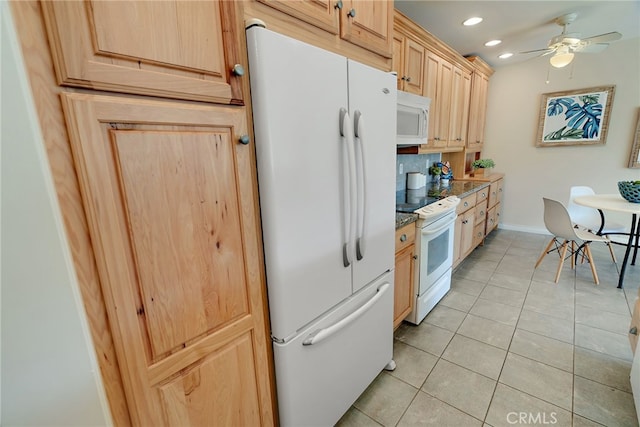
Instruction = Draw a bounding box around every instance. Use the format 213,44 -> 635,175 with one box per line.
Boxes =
550,51 -> 575,68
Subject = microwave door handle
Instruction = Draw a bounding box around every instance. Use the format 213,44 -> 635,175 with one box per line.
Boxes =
353,110 -> 366,261
422,108 -> 428,135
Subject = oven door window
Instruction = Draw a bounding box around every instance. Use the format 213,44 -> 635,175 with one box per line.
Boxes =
427,228 -> 450,275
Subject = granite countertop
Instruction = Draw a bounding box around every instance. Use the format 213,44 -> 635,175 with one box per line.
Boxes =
394,180 -> 490,229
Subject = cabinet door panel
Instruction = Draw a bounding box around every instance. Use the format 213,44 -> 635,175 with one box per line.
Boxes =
257,0 -> 338,34
61,93 -> 274,425
392,35 -> 405,89
403,38 -> 425,95
341,0 -> 393,57
42,1 -> 243,103
394,245 -> 415,328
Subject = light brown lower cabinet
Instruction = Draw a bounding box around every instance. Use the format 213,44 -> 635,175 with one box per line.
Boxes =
60,93 -> 275,425
630,298 -> 640,354
453,192 -> 476,268
394,223 -> 416,328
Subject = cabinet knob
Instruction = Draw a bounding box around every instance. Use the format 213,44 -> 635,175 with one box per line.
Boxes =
463,201 -> 469,207
231,64 -> 245,76
400,234 -> 407,242
480,210 -> 485,216
401,76 -> 407,81
462,219 -> 468,224
413,255 -> 418,260
347,8 -> 356,17
238,135 -> 250,145
499,188 -> 503,192
631,327 -> 638,335
405,76 -> 411,82
334,0 -> 343,9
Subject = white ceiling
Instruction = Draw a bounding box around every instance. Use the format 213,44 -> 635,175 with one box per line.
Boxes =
393,0 -> 640,69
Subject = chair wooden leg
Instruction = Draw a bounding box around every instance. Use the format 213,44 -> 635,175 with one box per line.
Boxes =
536,237 -> 556,268
571,241 -> 576,269
555,241 -> 568,283
584,243 -> 600,285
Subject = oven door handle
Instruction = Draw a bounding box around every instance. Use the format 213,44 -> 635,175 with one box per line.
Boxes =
421,215 -> 456,235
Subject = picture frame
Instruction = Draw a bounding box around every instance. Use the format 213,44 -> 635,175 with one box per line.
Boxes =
629,108 -> 640,168
536,85 -> 615,147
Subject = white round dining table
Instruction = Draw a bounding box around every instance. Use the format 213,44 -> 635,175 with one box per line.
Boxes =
574,194 -> 640,288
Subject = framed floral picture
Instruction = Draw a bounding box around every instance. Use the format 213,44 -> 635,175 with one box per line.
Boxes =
536,85 -> 615,147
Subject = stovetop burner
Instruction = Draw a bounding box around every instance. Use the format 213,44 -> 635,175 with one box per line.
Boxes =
395,189 -> 441,213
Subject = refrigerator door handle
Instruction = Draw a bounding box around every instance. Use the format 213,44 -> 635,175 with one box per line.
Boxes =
353,110 -> 366,261
340,108 -> 356,267
302,282 -> 390,346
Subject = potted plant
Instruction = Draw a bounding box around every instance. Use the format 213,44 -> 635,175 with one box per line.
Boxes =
471,158 -> 495,177
429,165 -> 442,183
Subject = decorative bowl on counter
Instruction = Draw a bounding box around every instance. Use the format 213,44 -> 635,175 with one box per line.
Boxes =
618,181 -> 640,203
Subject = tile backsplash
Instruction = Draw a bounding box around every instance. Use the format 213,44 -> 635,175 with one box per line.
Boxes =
396,153 -> 441,191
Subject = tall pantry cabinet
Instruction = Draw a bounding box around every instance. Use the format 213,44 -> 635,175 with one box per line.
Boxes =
11,1 -> 275,425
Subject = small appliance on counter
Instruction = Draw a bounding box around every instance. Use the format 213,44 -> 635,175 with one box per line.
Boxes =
407,172 -> 426,189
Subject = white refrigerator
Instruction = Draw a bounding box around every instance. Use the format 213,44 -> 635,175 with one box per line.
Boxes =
246,26 -> 397,426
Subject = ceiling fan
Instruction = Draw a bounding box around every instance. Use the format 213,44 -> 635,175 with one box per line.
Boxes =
520,13 -> 622,68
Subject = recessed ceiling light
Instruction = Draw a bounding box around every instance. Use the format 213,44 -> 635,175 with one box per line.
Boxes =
498,53 -> 513,59
485,40 -> 502,47
463,17 -> 483,26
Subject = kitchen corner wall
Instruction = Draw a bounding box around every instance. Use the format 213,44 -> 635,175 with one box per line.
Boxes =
1,4 -> 111,425
483,37 -> 640,233
396,153 -> 441,191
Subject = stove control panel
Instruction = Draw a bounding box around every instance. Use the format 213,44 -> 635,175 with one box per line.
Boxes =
414,196 -> 460,220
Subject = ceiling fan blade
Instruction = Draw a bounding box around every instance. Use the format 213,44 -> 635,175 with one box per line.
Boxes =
519,47 -> 554,55
575,43 -> 610,53
581,31 -> 622,44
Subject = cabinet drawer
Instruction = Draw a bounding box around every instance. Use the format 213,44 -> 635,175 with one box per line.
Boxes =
473,222 -> 485,247
457,193 -> 477,215
395,224 -> 416,253
476,186 -> 489,205
474,199 -> 488,226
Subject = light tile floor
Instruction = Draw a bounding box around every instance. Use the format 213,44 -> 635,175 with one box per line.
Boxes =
338,229 -> 640,427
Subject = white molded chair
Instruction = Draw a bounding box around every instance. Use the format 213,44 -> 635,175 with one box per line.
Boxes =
535,198 -> 616,285
567,186 -> 626,234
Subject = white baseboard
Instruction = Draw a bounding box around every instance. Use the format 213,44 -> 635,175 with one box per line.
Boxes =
497,223 -> 550,236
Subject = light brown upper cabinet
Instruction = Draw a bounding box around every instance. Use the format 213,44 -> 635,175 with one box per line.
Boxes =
60,93 -> 275,425
424,50 -> 453,148
448,66 -> 472,148
258,0 -> 393,57
41,1 -> 246,104
393,33 -> 425,95
467,56 -> 494,150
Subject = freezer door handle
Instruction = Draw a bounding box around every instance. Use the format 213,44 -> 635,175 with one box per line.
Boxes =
354,110 -> 366,261
302,282 -> 390,346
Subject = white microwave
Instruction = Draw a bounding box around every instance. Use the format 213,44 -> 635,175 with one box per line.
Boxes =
396,90 -> 431,146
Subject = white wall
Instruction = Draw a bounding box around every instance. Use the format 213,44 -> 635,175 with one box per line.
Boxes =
484,37 -> 640,234
1,2 -> 111,424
